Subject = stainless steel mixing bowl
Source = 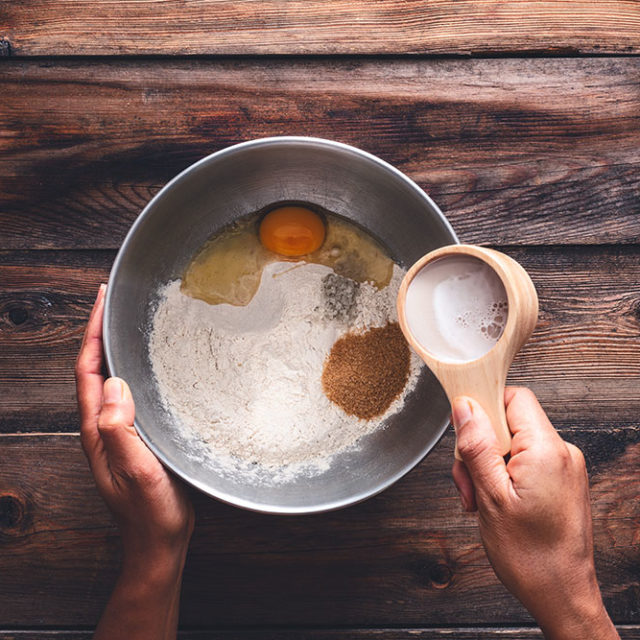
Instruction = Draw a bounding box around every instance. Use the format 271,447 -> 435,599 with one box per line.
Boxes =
103,137 -> 458,514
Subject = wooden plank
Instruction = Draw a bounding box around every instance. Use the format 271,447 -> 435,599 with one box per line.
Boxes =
1,58 -> 639,250
2,246 -> 640,433
1,629 -> 640,639
0,434 -> 638,627
1,1 -> 640,56
0,251 -> 111,432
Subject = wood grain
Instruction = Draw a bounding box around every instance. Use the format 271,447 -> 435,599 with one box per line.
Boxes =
2,246 -> 639,433
1,59 -> 639,250
1,17 -> 639,631
0,434 -> 638,627
1,629 -> 640,639
2,1 -> 640,56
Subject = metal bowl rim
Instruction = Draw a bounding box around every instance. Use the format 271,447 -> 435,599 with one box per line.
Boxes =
103,135 -> 458,515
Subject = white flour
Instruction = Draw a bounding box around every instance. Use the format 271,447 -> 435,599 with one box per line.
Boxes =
148,261 -> 423,482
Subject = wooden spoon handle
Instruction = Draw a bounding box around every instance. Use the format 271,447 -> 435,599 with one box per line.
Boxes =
444,365 -> 511,460
453,398 -> 510,461
397,244 -> 538,463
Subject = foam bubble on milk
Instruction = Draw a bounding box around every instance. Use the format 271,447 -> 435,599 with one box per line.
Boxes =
405,255 -> 508,363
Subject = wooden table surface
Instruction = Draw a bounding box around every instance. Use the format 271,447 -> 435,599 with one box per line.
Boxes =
1,1 -> 640,637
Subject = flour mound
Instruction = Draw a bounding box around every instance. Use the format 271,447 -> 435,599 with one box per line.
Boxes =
148,261 -> 422,483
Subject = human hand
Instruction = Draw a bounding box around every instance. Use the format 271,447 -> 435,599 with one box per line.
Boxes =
75,284 -> 194,578
451,388 -> 618,640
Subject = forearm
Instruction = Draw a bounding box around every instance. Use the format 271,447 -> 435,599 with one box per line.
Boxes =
94,548 -> 187,640
534,582 -> 619,640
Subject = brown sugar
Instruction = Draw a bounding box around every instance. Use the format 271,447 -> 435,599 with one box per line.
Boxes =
322,321 -> 410,419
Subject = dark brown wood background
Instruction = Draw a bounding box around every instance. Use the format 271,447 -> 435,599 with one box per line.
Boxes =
1,2 -> 639,637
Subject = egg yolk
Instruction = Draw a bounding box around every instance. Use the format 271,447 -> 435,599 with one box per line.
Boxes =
259,206 -> 326,257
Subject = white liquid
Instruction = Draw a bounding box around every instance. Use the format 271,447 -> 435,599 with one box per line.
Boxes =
405,255 -> 508,363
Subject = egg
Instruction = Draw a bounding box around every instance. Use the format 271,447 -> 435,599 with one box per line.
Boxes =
182,203 -> 395,307
259,206 -> 326,257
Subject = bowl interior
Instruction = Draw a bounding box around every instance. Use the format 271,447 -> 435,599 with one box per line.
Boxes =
104,137 -> 457,513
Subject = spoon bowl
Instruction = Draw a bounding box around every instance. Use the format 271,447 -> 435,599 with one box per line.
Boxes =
397,244 -> 539,456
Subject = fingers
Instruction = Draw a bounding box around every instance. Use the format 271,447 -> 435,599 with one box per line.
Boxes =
505,387 -> 556,436
504,387 -> 560,457
505,387 -> 555,433
98,377 -> 160,482
76,285 -> 107,461
452,396 -> 510,503
76,284 -> 107,379
452,459 -> 477,512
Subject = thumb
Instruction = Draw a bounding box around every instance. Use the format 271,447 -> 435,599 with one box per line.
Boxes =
452,396 -> 510,500
98,377 -> 155,478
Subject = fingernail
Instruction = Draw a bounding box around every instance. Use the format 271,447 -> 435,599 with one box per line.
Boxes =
452,397 -> 473,431
104,377 -> 124,403
96,284 -> 106,302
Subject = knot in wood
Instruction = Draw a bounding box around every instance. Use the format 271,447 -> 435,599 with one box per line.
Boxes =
0,493 -> 27,532
8,307 -> 28,326
410,557 -> 454,589
428,562 -> 453,588
0,293 -> 52,332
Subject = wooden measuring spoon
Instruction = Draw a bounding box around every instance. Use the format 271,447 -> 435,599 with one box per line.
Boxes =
397,244 -> 538,457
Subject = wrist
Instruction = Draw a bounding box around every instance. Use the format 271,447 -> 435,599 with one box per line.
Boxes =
120,537 -> 190,589
538,588 -> 618,640
94,540 -> 188,640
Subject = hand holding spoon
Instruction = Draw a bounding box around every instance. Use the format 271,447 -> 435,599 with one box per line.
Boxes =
397,244 -> 538,457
